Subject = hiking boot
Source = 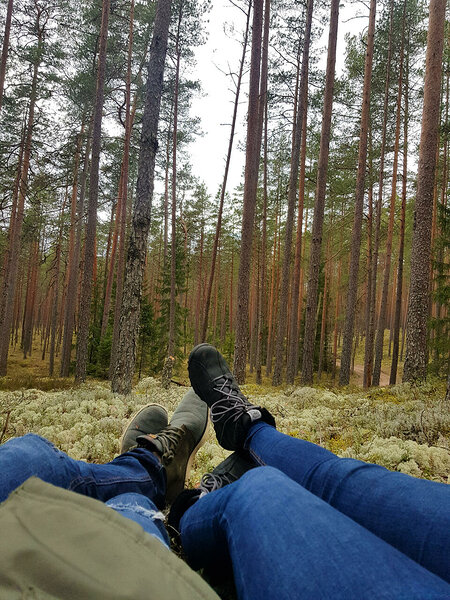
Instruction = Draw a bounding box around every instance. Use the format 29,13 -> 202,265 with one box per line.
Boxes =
137,388 -> 209,504
199,449 -> 258,497
120,403 -> 168,454
188,343 -> 275,450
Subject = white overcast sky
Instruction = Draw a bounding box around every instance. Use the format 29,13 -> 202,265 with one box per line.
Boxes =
188,0 -> 369,197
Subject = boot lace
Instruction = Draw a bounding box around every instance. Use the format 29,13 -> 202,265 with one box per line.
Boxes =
210,376 -> 262,426
154,426 -> 184,464
200,472 -> 235,497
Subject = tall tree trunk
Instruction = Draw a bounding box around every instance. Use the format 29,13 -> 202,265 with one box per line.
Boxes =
22,240 -> 39,358
0,0 -> 13,111
339,0 -> 377,385
201,4 -> 251,342
60,122 -> 91,376
363,140 -> 374,389
0,117 -> 25,327
273,0 -> 313,386
75,0 -> 110,382
286,89 -> 308,383
390,84 -> 408,384
233,0 -> 264,383
265,200 -> 279,375
49,196 -> 67,376
432,52 -> 449,365
109,85 -> 140,371
363,0 -> 394,388
373,2 -> 406,385
167,5 -> 183,359
194,223 -> 204,345
111,0 -> 172,394
332,255 -> 342,381
0,20 -> 43,375
317,240 -> 330,378
101,173 -> 122,339
255,96 -> 269,384
403,0 -> 446,382
300,0 -> 338,384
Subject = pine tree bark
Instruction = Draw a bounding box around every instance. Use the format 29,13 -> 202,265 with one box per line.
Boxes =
101,177 -> 121,340
300,0 -> 338,384
286,90 -> 308,383
318,240 -> 330,378
111,0 -> 172,394
363,0 -> 394,388
403,0 -> 446,382
0,15 -> 43,375
167,4 -> 182,359
373,3 -> 406,385
0,0 -> 13,111
332,255 -> 342,381
60,122 -> 91,376
0,119 -> 25,329
272,0 -> 313,386
339,0 -> 377,385
390,69 -> 408,385
233,0 -> 264,384
49,197 -> 67,376
389,25 -> 409,385
22,239 -> 39,358
75,0 -> 110,382
363,146 -> 374,389
265,200 -> 279,375
255,96 -> 269,384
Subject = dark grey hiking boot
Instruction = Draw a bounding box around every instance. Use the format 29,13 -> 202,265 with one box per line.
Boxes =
168,450 -> 258,532
188,343 -> 276,450
137,389 -> 209,504
199,449 -> 258,497
120,404 -> 168,454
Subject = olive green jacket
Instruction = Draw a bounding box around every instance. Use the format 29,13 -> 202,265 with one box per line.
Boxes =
0,477 -> 219,600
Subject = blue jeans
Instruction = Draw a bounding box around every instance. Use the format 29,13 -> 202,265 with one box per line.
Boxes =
0,434 -> 170,547
180,423 -> 450,600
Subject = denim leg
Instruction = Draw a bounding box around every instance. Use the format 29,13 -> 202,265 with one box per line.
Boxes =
0,434 -> 166,508
246,422 -> 450,583
180,467 -> 450,600
106,493 -> 170,547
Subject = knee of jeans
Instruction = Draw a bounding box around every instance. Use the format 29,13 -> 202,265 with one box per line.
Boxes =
5,433 -> 58,453
235,465 -> 288,494
222,467 -> 298,525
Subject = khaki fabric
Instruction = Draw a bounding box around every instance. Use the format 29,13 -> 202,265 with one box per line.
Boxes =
0,477 -> 219,600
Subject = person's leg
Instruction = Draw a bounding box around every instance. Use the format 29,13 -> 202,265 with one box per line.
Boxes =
0,390 -> 209,510
0,433 -> 167,506
105,493 -> 170,547
246,421 -> 450,583
188,344 -> 450,584
180,467 -> 450,600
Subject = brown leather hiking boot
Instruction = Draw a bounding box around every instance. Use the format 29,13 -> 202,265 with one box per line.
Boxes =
137,389 -> 209,504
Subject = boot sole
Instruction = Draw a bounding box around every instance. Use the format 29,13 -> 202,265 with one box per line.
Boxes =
119,403 -> 168,454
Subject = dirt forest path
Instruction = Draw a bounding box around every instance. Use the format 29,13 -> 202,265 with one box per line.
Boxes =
336,361 -> 391,387
351,363 -> 390,387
